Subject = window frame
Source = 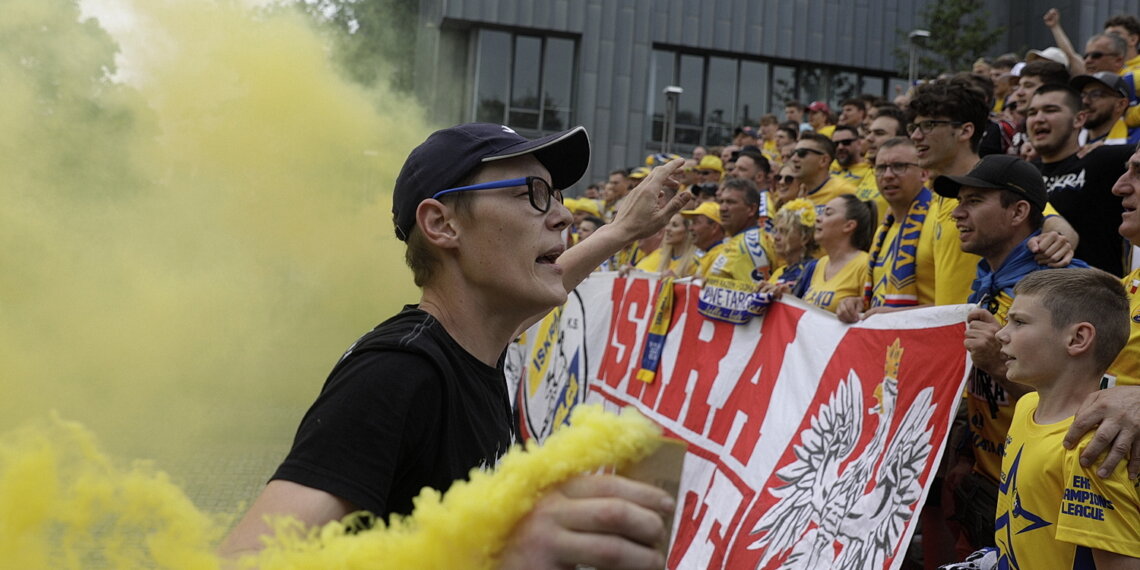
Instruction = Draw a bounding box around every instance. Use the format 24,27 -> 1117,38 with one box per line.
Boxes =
471,27 -> 578,137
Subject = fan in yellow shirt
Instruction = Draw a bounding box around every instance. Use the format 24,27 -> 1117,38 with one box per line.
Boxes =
765,194 -> 874,314
634,213 -> 698,278
967,270 -> 1140,569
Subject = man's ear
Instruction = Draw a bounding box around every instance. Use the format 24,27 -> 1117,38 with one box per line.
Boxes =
1067,322 -> 1097,357
1115,96 -> 1130,117
1074,109 -> 1088,130
416,199 -> 461,248
1007,200 -> 1032,226
957,121 -> 975,145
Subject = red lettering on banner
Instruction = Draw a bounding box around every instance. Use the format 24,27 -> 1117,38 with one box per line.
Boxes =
658,287 -> 734,430
669,472 -> 733,568
707,305 -> 802,465
598,278 -> 652,389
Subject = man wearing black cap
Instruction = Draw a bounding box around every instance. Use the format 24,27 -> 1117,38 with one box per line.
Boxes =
220,123 -> 692,567
932,154 -> 1089,551
1072,71 -> 1139,146
908,78 -> 1079,308
1026,84 -> 1130,276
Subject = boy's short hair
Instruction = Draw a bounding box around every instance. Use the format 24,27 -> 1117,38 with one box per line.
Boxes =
1013,268 -> 1131,373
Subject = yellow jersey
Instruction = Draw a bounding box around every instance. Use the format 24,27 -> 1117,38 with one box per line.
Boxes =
996,392 -> 1140,567
929,195 -> 983,305
801,252 -> 870,313
1108,268 -> 1140,386
804,176 -> 858,214
707,228 -> 772,284
634,248 -> 697,277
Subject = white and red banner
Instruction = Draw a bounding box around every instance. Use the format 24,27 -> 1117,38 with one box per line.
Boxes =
508,273 -> 971,569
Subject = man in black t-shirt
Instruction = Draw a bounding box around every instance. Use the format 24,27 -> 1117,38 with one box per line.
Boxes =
220,124 -> 694,568
1026,84 -> 1130,276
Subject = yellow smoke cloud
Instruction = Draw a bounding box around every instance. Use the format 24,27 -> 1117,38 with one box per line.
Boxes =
0,408 -> 661,569
2,0 -> 423,539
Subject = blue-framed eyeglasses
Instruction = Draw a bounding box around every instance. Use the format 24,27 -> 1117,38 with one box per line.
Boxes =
431,177 -> 562,213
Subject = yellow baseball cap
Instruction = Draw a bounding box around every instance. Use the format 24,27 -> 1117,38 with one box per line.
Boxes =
680,200 -> 722,224
696,155 -> 724,173
566,197 -> 601,217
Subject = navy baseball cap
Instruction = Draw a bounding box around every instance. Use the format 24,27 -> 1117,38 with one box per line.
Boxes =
932,154 -> 1048,212
391,123 -> 591,241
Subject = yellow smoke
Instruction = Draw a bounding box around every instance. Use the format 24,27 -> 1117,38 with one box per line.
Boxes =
2,407 -> 662,569
2,0 -> 425,550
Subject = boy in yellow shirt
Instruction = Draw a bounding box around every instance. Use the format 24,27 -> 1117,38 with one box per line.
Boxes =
946,268 -> 1140,569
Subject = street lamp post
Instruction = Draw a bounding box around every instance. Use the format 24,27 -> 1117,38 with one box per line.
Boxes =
908,29 -> 931,87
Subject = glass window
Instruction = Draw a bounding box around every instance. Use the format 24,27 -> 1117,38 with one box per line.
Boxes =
643,49 -> 898,149
510,36 -> 542,130
704,57 -> 737,146
798,67 -> 825,105
472,29 -> 577,135
738,60 -> 769,126
474,30 -> 510,123
772,65 -> 797,115
650,49 -> 676,143
542,37 -> 575,131
676,54 -> 705,146
861,75 -> 884,99
831,71 -> 859,105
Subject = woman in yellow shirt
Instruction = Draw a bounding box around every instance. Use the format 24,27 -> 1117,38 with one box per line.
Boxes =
798,194 -> 876,313
634,213 -> 698,278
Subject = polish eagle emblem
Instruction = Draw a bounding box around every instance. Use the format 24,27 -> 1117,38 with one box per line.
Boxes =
749,339 -> 938,569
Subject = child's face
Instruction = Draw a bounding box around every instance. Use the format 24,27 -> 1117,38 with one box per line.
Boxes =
996,293 -> 1064,386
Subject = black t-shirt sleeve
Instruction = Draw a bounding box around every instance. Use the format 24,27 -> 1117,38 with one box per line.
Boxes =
271,350 -> 443,516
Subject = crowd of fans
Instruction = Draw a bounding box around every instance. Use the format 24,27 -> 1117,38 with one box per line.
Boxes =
559,8 -> 1140,568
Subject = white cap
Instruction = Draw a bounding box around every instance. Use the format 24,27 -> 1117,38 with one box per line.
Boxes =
1026,46 -> 1070,70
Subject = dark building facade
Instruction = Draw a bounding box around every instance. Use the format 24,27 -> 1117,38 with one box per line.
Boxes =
410,0 -> 1140,189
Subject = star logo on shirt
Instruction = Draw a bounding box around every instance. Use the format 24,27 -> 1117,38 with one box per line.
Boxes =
996,445 -> 1053,569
